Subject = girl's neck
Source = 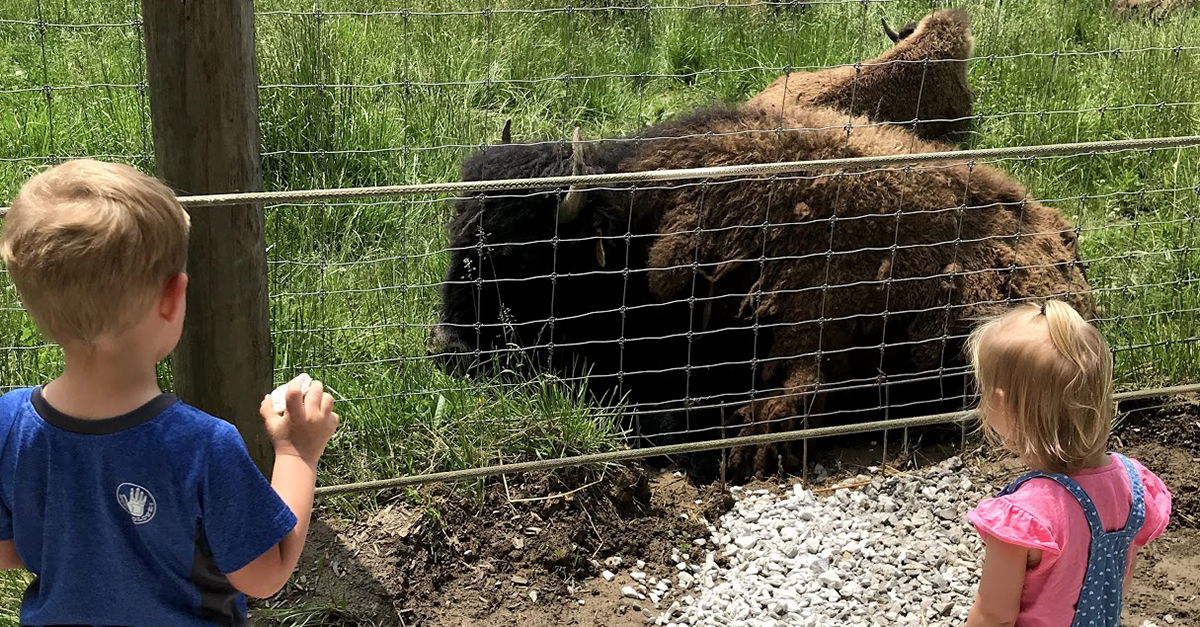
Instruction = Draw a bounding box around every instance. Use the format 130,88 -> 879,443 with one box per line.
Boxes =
1078,451 -> 1112,471
1023,451 -> 1112,475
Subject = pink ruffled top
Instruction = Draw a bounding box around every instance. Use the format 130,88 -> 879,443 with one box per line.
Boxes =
967,454 -> 1172,627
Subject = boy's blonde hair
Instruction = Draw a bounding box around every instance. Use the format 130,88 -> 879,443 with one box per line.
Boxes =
966,300 -> 1113,474
0,159 -> 190,343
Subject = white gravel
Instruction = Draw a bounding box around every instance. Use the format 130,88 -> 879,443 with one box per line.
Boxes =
614,457 -> 997,626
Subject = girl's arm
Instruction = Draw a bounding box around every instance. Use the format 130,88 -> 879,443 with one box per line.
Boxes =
0,540 -> 23,570
967,534 -> 1028,627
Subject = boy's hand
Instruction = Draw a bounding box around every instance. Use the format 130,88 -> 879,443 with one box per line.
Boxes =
259,378 -> 339,465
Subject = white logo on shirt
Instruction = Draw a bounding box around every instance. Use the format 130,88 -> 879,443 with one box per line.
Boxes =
116,483 -> 157,525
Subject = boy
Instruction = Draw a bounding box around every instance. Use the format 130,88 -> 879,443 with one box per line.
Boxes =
0,159 -> 338,625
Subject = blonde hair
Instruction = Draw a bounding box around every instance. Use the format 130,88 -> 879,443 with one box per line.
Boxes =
966,300 -> 1113,474
0,159 -> 190,343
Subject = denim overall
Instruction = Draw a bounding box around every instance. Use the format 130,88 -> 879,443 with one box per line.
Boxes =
994,453 -> 1145,627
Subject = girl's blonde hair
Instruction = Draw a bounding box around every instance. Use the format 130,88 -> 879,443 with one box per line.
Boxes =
966,300 -> 1113,474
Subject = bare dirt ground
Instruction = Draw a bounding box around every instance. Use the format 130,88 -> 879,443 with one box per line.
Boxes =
1111,397 -> 1200,626
261,397 -> 1200,626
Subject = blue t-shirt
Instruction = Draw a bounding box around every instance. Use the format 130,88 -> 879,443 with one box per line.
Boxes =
0,386 -> 297,626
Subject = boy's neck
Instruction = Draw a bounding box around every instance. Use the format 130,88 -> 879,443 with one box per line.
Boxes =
44,343 -> 163,420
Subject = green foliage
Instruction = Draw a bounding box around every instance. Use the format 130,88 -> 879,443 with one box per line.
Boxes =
0,570 -> 30,626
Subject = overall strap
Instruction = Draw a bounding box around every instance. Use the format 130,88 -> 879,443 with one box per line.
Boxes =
1112,453 -> 1147,537
997,470 -> 1106,537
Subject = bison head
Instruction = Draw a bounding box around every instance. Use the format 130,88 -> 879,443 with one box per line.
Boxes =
881,18 -> 918,43
745,8 -> 976,143
428,127 -> 638,380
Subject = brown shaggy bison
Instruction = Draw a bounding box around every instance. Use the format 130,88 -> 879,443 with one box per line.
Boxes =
746,9 -> 976,143
633,105 -> 1096,472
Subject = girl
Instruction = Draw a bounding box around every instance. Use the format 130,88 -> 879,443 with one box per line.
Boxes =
964,300 -> 1172,627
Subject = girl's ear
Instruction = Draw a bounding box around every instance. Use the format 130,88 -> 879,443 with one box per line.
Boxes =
985,388 -> 1008,420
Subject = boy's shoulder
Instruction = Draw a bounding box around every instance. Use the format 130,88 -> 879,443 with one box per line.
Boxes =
0,386 -> 35,411
0,386 -> 244,451
0,387 -> 34,449
0,386 -> 37,433
148,398 -> 253,458
162,398 -> 241,435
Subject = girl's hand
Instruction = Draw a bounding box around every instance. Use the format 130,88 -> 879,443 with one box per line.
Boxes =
967,534 -> 1028,627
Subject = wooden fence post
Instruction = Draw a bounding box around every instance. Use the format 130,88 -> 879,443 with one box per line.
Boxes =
141,0 -> 274,476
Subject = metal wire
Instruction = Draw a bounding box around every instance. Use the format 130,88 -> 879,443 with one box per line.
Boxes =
8,136 -> 1190,214
2,1 -> 1198,493
255,1 -> 895,19
253,103 -> 1200,158
312,382 -> 1200,495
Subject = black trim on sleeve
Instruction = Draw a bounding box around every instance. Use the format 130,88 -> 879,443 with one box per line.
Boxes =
31,386 -> 177,435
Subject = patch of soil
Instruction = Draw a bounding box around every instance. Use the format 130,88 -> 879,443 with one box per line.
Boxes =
260,466 -> 728,625
1123,527 -> 1200,625
262,396 -> 1199,626
1114,397 -> 1200,625
1117,395 -> 1200,529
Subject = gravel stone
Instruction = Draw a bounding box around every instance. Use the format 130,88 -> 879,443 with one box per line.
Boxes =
735,536 -> 759,549
652,457 -> 990,626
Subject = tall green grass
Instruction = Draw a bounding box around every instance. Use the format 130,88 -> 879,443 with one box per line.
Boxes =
0,0 -> 1198,616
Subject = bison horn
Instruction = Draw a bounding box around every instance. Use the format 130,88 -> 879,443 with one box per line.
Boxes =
557,126 -> 587,224
882,18 -> 901,43
500,118 -> 512,144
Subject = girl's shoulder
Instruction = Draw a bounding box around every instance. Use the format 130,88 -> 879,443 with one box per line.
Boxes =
968,486 -> 1063,556
971,455 -> 1173,549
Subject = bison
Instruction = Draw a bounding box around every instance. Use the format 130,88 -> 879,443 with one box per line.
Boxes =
745,9 -> 976,144
428,102 -> 1096,480
427,8 -> 1095,479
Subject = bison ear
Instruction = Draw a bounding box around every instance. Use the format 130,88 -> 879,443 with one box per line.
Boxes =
557,126 -> 587,224
500,119 -> 512,145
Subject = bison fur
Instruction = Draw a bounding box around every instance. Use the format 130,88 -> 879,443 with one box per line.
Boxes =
745,9 -> 976,144
430,106 -> 1095,480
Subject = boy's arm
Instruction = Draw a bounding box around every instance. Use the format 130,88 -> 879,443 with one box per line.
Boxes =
0,540 -> 23,571
966,534 -> 1027,627
226,380 -> 337,599
225,453 -> 316,597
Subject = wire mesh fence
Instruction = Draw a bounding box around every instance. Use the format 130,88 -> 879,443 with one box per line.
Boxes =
260,141 -> 1199,486
0,0 -> 1198,489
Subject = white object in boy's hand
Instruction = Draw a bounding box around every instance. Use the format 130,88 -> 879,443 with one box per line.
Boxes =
271,373 -> 313,414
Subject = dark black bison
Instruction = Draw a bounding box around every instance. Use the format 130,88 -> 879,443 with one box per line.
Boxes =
426,121 -> 735,451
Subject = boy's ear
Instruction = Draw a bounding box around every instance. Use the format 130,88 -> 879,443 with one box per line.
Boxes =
160,272 -> 188,321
